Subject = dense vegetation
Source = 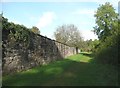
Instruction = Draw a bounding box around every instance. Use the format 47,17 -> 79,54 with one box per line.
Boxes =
93,2 -> 119,66
54,24 -> 100,52
2,2 -> 119,66
54,2 -> 119,66
2,16 -> 40,48
2,2 -> 119,86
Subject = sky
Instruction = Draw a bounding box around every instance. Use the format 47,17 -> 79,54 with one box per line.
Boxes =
1,0 -> 119,41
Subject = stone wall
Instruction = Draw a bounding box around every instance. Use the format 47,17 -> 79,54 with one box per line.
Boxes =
2,30 -> 76,75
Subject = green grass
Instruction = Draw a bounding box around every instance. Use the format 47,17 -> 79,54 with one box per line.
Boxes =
3,52 -> 118,86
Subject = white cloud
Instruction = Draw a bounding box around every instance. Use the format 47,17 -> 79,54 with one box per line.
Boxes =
80,30 -> 98,41
73,9 -> 95,16
36,12 -> 56,30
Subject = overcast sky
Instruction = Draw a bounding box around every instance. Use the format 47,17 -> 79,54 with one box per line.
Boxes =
1,0 -> 119,40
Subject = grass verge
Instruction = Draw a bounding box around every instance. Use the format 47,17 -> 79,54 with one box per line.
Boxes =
3,52 -> 118,86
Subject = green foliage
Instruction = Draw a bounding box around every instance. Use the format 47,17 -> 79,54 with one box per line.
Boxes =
81,39 -> 99,52
30,26 -> 40,34
93,2 -> 118,41
2,16 -> 10,30
2,16 -> 34,48
93,2 -> 119,66
91,39 -> 100,52
84,39 -> 93,52
94,35 -> 118,65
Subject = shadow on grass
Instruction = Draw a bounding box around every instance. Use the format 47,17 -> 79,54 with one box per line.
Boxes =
79,52 -> 97,64
3,54 -> 118,86
80,52 -> 93,58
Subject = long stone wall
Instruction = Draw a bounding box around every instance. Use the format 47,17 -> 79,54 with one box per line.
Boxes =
2,30 -> 76,75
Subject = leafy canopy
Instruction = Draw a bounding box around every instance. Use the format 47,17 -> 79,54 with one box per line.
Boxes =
93,2 -> 118,41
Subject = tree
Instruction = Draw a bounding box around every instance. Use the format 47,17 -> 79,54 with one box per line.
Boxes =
80,39 -> 99,52
31,26 -> 40,34
93,2 -> 118,41
93,2 -> 119,65
54,24 -> 83,48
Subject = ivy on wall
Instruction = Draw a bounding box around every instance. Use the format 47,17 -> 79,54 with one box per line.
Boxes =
2,16 -> 35,48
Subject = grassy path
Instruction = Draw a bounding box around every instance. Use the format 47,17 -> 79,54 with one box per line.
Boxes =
3,53 -> 118,86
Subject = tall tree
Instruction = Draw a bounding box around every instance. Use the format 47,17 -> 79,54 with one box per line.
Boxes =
54,24 -> 83,48
93,2 -> 119,65
93,2 -> 118,41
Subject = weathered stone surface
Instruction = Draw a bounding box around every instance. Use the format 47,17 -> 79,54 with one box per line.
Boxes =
2,31 -> 77,75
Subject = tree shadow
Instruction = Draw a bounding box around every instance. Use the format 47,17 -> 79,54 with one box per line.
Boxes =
3,28 -> 76,75
80,52 -> 93,58
3,57 -> 118,86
